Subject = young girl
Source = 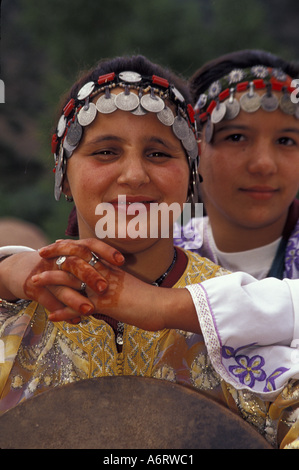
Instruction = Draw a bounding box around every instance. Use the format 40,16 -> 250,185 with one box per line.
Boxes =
1,54 -> 299,448
175,49 -> 299,280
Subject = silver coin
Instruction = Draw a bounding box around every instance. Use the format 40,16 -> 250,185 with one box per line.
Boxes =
187,144 -> 199,160
56,146 -> 65,171
115,92 -> 139,111
240,92 -> 261,112
140,94 -> 165,113
211,102 -> 226,123
77,81 -> 95,101
96,93 -> 117,114
119,71 -> 142,83
78,102 -> 97,126
66,120 -> 83,147
63,134 -> 78,157
224,98 -> 241,120
157,106 -> 175,126
172,116 -> 190,140
279,94 -> 296,115
57,114 -> 67,137
171,86 -> 185,103
260,93 -> 279,112
204,119 -> 214,144
132,104 -> 147,116
182,128 -> 197,151
54,165 -> 64,201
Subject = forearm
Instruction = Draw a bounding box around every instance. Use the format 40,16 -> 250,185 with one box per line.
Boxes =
160,287 -> 201,334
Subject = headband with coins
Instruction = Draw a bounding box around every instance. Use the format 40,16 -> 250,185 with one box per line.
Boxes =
194,66 -> 299,143
51,71 -> 199,203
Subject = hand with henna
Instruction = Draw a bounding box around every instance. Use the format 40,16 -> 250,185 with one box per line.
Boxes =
34,239 -> 200,333
0,239 -> 125,324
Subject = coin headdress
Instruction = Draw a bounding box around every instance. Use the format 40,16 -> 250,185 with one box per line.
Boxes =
51,71 -> 199,203
194,66 -> 299,143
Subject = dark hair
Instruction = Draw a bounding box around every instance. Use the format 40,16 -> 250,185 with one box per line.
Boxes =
190,49 -> 299,103
61,54 -> 191,112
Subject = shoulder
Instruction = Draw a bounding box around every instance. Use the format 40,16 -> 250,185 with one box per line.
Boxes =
174,248 -> 229,288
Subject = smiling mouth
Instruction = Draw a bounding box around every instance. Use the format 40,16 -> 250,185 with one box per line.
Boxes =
239,186 -> 279,200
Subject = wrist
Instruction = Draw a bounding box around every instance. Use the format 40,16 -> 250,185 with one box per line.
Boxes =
160,287 -> 201,334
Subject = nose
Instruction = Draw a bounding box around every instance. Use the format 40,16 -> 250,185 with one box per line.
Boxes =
117,154 -> 151,188
246,140 -> 278,176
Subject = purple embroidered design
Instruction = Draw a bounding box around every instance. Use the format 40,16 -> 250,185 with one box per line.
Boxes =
263,368 -> 289,392
229,355 -> 267,388
285,222 -> 299,278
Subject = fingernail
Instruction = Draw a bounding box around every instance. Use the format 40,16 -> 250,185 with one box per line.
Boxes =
80,304 -> 94,315
114,252 -> 125,264
97,280 -> 107,292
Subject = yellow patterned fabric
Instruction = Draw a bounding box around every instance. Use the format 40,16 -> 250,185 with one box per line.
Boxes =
0,251 -> 225,412
1,249 -> 299,448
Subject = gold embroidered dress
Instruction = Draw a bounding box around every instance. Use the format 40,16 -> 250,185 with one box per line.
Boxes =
1,248 -> 299,448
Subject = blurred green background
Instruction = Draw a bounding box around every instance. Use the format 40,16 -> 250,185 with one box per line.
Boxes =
1,0 -> 299,242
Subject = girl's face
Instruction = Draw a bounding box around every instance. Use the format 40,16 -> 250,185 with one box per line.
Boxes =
63,96 -> 189,253
199,100 -> 299,234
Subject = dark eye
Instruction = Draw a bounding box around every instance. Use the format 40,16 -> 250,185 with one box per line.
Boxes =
277,137 -> 296,146
226,133 -> 245,142
147,151 -> 172,160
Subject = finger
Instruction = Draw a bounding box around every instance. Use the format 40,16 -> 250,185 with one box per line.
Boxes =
32,260 -> 108,294
39,238 -> 125,266
48,308 -> 84,323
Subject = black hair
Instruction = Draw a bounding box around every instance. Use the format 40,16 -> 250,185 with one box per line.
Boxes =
190,49 -> 299,103
63,54 -> 191,110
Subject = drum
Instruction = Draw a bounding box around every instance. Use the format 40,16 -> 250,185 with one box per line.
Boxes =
0,376 -> 272,449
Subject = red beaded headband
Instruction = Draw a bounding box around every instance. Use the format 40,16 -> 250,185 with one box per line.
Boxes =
51,71 -> 199,202
194,66 -> 299,143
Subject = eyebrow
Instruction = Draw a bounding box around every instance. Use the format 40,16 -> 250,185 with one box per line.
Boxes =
83,134 -> 178,149
215,124 -> 299,134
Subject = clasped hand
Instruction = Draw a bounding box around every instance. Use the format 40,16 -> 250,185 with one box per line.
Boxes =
27,238 -> 165,331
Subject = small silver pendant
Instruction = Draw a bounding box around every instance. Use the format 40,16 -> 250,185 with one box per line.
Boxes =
182,128 -> 197,151
260,93 -> 279,112
131,104 -> 147,115
115,91 -> 139,111
157,106 -> 175,126
224,98 -> 240,120
78,102 -> 97,126
211,102 -> 226,123
54,160 -> 64,201
96,93 -> 117,114
187,144 -> 199,160
172,116 -> 190,140
140,93 -> 165,113
77,81 -> 95,101
119,71 -> 142,83
240,92 -> 261,113
279,94 -> 296,115
204,118 -> 214,144
66,120 -> 83,147
57,114 -> 67,137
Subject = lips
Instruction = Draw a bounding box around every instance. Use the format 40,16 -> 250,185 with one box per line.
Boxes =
109,195 -> 157,213
239,185 -> 279,200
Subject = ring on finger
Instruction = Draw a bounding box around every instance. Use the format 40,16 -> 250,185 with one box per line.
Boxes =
56,256 -> 67,270
80,282 -> 87,293
88,252 -> 99,267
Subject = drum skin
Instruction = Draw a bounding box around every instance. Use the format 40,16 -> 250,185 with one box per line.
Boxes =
0,376 -> 273,449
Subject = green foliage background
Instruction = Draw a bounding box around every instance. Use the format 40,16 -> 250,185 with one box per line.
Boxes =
1,0 -> 299,241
